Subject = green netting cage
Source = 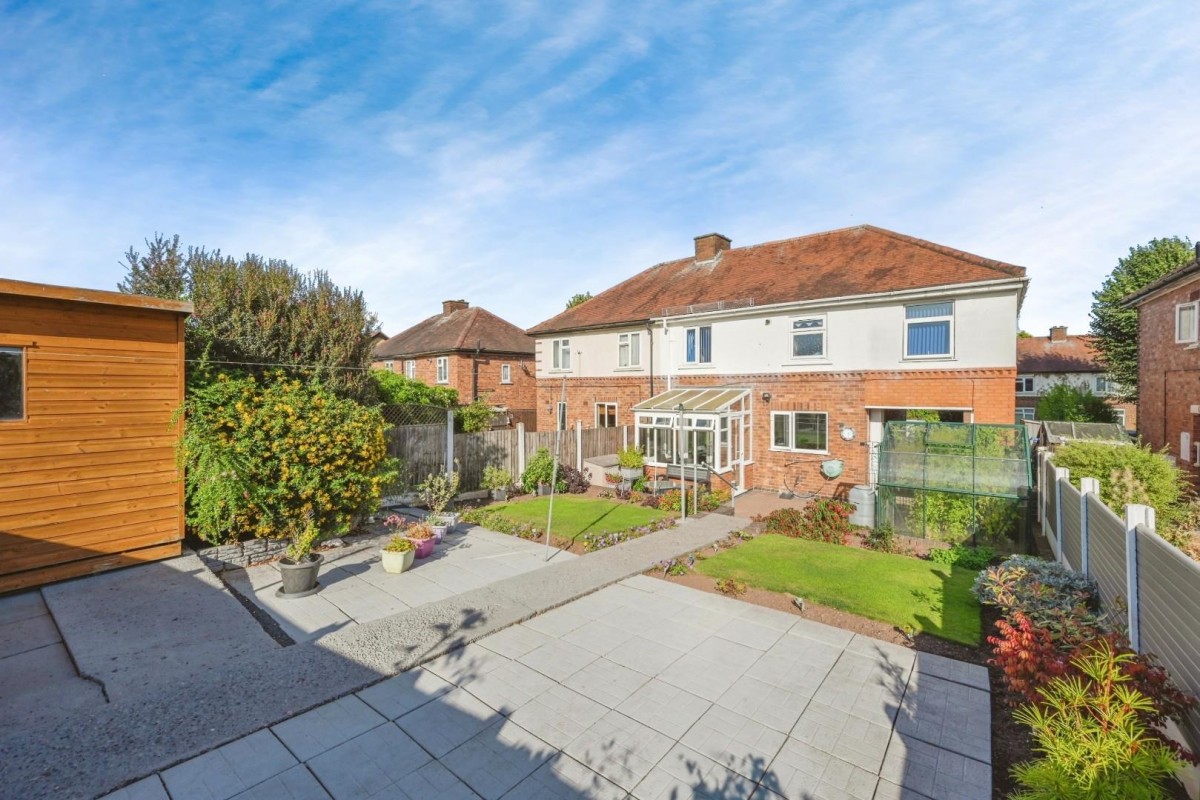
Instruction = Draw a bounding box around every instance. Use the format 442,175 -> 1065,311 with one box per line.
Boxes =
874,421 -> 1034,553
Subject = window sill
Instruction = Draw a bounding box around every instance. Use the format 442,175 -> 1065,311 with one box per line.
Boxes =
677,363 -> 715,370
769,446 -> 830,455
901,355 -> 955,362
500,382 -> 513,385
614,366 -> 644,372
783,359 -> 832,367
547,369 -> 573,375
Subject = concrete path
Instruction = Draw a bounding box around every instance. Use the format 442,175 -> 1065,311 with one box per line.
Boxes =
226,526 -> 577,642
105,576 -> 991,800
0,513 -> 744,799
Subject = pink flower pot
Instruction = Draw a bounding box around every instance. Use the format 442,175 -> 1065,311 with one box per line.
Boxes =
409,537 -> 436,559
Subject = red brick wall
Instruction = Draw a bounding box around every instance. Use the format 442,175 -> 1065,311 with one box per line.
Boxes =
537,367 -> 1016,494
1137,276 -> 1200,472
373,352 -> 536,411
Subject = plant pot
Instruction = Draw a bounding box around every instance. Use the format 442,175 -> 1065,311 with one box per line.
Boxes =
442,511 -> 460,527
381,548 -> 415,574
276,553 -> 323,598
491,489 -> 509,501
538,483 -> 553,496
430,524 -> 448,544
620,467 -> 643,481
409,537 -> 435,559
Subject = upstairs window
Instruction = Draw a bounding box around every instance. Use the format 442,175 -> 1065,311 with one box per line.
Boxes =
552,339 -> 572,370
436,357 -> 449,384
1016,376 -> 1034,393
0,347 -> 24,421
685,326 -> 712,364
500,364 -> 512,384
904,302 -> 953,358
1095,375 -> 1115,395
618,332 -> 641,368
791,317 -> 825,358
405,360 -> 416,379
1176,302 -> 1197,343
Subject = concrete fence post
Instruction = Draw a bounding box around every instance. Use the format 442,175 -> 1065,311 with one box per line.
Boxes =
575,421 -> 583,471
516,422 -> 526,478
1124,503 -> 1155,651
1079,476 -> 1100,575
622,425 -> 628,451
1053,467 -> 1070,563
446,408 -> 455,476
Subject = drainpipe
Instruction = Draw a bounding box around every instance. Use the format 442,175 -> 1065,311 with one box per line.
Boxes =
471,340 -> 482,401
647,323 -> 654,397
662,319 -> 672,391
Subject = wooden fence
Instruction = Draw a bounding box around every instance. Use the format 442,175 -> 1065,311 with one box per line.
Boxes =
387,422 -> 631,493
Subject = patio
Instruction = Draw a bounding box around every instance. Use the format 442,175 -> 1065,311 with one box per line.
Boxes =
107,576 -> 991,800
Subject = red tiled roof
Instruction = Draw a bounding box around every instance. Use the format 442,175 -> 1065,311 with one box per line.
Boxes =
374,305 -> 533,358
527,225 -> 1026,334
1017,334 -> 1102,373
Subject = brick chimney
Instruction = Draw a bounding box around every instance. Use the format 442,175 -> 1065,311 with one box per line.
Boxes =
442,299 -> 469,316
694,233 -> 731,262
1049,325 -> 1068,342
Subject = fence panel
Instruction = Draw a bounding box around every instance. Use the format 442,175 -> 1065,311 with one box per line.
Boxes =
453,429 -> 519,492
1136,527 -> 1200,750
1042,457 -> 1058,541
1059,480 -> 1083,572
581,426 -> 627,460
1087,494 -> 1128,612
386,424 -> 447,491
524,430 -> 577,472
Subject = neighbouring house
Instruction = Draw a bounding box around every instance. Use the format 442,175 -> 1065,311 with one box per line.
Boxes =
1016,326 -> 1137,430
526,225 -> 1028,497
373,300 -> 536,424
0,278 -> 191,592
1124,243 -> 1200,474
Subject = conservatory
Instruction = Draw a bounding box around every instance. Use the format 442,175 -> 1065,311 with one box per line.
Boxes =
632,387 -> 753,491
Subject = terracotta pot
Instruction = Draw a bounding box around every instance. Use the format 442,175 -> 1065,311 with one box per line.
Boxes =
381,548 -> 415,574
409,537 -> 435,559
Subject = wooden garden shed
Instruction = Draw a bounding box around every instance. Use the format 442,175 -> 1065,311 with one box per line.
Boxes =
0,278 -> 191,592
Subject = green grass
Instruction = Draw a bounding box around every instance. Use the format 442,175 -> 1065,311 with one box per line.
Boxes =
487,496 -> 669,541
697,535 -> 982,645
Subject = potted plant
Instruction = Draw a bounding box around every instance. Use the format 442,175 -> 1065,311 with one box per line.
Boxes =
380,536 -> 416,573
418,466 -> 461,527
482,465 -> 513,501
428,514 -> 450,544
406,522 -> 436,559
276,523 -> 323,599
617,446 -> 644,481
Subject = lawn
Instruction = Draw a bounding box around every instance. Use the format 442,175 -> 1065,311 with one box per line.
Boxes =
696,535 -> 982,645
486,496 -> 670,542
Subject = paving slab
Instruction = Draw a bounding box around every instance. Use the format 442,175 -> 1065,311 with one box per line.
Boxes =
305,723 -> 430,799
159,730 -> 297,800
505,752 -> 626,799
440,717 -> 556,799
271,695 -> 386,762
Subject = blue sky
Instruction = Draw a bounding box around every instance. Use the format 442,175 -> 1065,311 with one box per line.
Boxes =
1,1 -> 1197,338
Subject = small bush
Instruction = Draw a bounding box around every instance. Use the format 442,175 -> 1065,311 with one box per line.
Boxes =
617,446 -> 644,470
418,467 -> 460,515
383,535 -> 414,553
481,465 -> 513,492
929,544 -> 996,570
715,578 -> 747,597
1053,441 -> 1189,532
520,448 -> 560,494
972,555 -> 1098,619
760,499 -> 853,544
1010,642 -> 1183,799
863,524 -> 897,553
557,463 -> 591,494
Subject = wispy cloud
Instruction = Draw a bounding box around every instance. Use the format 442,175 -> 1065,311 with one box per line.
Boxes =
0,0 -> 1197,338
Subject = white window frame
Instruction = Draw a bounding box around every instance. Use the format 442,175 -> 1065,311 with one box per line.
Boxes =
1112,408 -> 1126,428
405,360 -> 416,379
1015,407 -> 1035,422
500,364 -> 512,384
617,332 -> 641,368
684,325 -> 712,365
1015,376 -> 1034,394
595,402 -> 617,428
551,339 -> 571,371
0,346 -> 25,422
770,411 -> 829,454
383,359 -> 395,372
435,356 -> 449,384
790,316 -> 826,360
903,301 -> 955,359
1176,302 -> 1198,344
1095,375 -> 1115,395
556,401 -> 567,431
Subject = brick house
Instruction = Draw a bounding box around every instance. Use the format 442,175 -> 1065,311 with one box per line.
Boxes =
1016,326 -> 1137,430
526,226 -> 1028,497
1124,245 -> 1200,473
373,300 -> 536,418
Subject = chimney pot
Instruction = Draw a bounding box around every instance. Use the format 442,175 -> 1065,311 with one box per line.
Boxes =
694,233 -> 732,262
442,299 -> 469,316
1049,325 -> 1068,342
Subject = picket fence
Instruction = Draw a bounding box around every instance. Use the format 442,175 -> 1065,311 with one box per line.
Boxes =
1037,449 -> 1200,751
387,421 -> 630,493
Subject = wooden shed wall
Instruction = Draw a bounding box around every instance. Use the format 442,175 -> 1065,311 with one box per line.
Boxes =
0,293 -> 186,592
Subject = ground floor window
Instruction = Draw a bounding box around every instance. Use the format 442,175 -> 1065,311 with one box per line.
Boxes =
595,402 -> 617,427
436,357 -> 449,384
405,360 -> 416,379
771,411 -> 828,452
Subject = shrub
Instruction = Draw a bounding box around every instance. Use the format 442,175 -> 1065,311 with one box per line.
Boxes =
761,508 -> 805,536
558,463 -> 591,494
482,465 -> 513,493
863,523 -> 897,553
418,467 -> 460,514
617,446 -> 644,470
929,544 -> 996,570
760,499 -> 853,544
1035,381 -> 1119,424
1010,642 -> 1183,799
520,448 -> 560,493
658,490 -> 688,514
972,555 -> 1098,619
179,373 -> 398,545
1053,441 -> 1189,532
715,578 -> 747,597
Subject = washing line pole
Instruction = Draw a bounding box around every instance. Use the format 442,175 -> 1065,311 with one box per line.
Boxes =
545,375 -> 568,560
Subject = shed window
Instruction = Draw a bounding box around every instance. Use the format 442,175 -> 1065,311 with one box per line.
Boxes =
0,347 -> 23,421
904,302 -> 953,358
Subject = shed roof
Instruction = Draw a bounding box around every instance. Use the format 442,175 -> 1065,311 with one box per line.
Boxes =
0,277 -> 192,314
633,387 -> 750,414
1039,421 -> 1130,445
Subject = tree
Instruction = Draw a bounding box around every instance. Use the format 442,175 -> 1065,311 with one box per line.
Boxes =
120,234 -> 381,401
1090,237 -> 1194,401
456,395 -> 495,433
1018,329 -> 1033,338
1035,382 -> 1117,424
565,292 -> 592,309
